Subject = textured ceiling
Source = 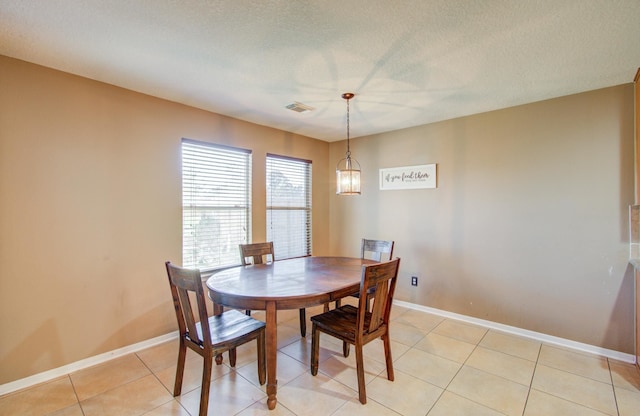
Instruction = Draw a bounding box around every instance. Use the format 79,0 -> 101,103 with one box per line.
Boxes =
1,0 -> 639,142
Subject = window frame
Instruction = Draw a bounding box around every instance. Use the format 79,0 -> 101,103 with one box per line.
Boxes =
266,153 -> 312,260
181,138 -> 252,272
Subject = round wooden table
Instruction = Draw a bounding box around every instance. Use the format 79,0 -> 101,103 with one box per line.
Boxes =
206,256 -> 374,410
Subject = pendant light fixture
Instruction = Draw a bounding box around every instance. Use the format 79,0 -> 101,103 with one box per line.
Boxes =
336,92 -> 361,195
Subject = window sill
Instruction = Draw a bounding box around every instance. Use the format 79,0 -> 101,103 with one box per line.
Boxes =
199,264 -> 241,280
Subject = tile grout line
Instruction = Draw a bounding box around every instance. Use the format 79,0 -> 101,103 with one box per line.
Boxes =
425,319 -> 486,415
134,350 -> 193,415
607,358 -> 621,416
532,344 -> 621,415
66,374 -> 86,416
428,324 -> 545,416
391,311 -> 450,415
520,340 -> 543,416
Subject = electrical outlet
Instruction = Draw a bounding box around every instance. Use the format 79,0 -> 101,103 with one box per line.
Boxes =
411,276 -> 418,286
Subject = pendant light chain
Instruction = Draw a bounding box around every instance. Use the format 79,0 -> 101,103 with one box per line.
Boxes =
346,96 -> 351,158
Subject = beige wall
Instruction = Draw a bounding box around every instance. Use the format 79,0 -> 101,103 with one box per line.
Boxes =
330,84 -> 635,353
0,56 -> 330,384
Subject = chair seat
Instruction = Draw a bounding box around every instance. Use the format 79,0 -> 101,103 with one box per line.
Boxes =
311,305 -> 374,342
195,309 -> 265,347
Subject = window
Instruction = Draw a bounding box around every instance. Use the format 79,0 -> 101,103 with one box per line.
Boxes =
182,139 -> 251,269
266,154 -> 312,259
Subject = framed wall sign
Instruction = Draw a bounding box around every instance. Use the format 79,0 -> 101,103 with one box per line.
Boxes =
379,164 -> 437,190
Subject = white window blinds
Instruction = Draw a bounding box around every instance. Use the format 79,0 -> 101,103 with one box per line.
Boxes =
266,154 -> 312,260
182,139 -> 251,269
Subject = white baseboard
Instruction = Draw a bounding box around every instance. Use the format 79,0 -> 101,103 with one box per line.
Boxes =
394,300 -> 636,364
0,331 -> 179,396
2,303 -> 635,397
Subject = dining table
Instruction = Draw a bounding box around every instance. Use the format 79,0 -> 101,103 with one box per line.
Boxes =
206,255 -> 376,410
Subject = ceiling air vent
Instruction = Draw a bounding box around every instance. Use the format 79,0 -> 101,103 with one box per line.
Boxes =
286,102 -> 315,113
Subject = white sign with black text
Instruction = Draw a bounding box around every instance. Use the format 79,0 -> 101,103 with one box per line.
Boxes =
379,164 -> 437,190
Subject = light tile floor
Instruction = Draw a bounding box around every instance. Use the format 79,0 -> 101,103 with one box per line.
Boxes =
2,303 -> 640,416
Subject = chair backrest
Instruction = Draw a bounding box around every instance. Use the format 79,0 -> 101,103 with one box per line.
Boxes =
357,258 -> 400,335
361,239 -> 394,262
239,242 -> 274,265
165,261 -> 211,349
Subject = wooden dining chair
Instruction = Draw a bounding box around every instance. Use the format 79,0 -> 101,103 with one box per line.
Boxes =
310,258 -> 400,404
361,238 -> 395,262
165,261 -> 266,416
337,239 -> 395,310
358,238 -> 395,306
239,242 -> 308,337
239,241 -> 274,266
239,243 -> 275,314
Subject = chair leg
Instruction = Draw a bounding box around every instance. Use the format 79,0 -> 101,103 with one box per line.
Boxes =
354,343 -> 367,404
256,330 -> 266,385
229,347 -> 237,367
382,333 -> 394,381
200,354 -> 213,416
299,308 -> 306,337
245,309 -> 251,316
343,341 -> 350,357
310,323 -> 320,376
173,339 -> 187,396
